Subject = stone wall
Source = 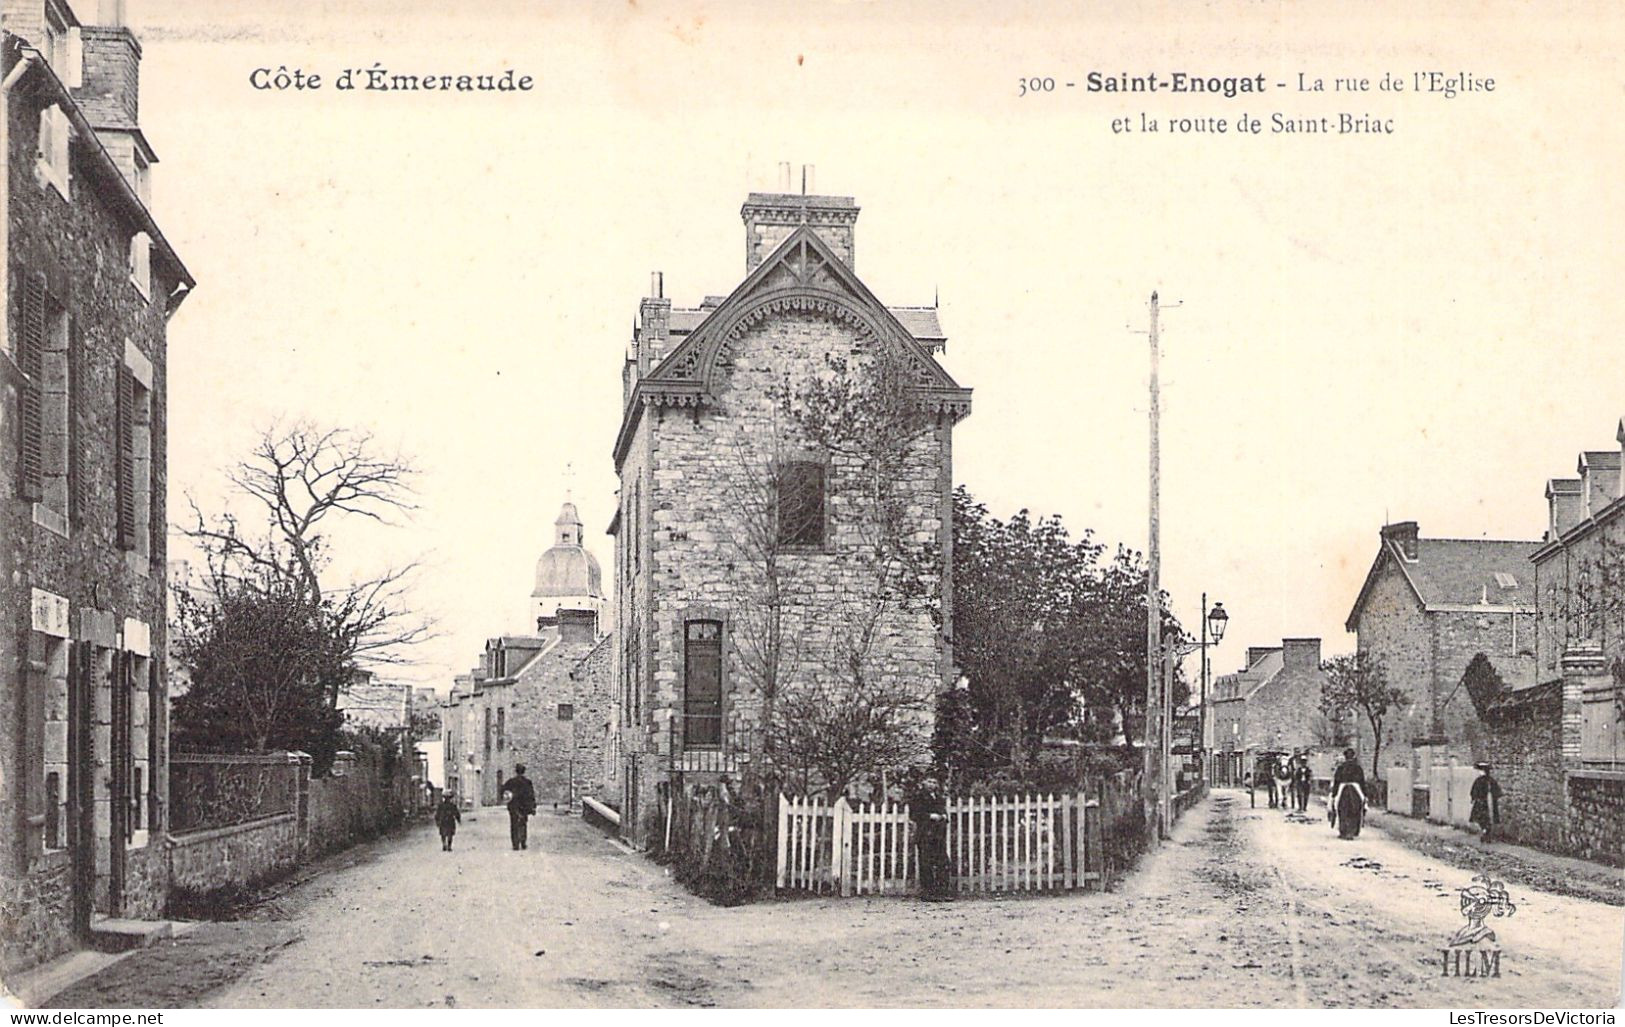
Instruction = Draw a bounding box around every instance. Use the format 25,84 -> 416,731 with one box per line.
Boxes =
1567,774 -> 1625,867
621,314 -> 950,846
0,856 -> 74,978
1351,557 -> 1431,762
306,751 -> 411,857
1479,683 -> 1568,852
167,814 -> 299,895
2,43 -> 184,977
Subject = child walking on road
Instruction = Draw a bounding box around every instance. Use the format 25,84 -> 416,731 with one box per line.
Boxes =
435,793 -> 462,851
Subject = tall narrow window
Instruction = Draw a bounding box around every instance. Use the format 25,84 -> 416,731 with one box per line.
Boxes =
115,352 -> 153,561
496,708 -> 506,750
483,708 -> 492,759
683,620 -> 723,748
776,460 -> 826,547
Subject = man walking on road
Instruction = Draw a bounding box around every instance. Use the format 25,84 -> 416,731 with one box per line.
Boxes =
1292,751 -> 1312,812
502,764 -> 538,850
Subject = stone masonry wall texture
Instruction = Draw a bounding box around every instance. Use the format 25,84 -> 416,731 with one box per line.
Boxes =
2,41 -> 182,974
621,314 -> 951,846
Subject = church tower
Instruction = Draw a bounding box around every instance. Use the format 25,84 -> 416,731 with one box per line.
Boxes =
531,501 -> 606,631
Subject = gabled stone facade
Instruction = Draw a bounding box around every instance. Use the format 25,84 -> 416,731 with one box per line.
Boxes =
1345,522 -> 1539,781
611,190 -> 970,847
0,5 -> 193,975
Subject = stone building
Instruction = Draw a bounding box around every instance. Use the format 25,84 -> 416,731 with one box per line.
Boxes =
1206,639 -> 1336,786
442,501 -> 614,809
1345,521 -> 1539,784
0,3 -> 193,975
611,186 -> 971,847
1475,418 -> 1624,863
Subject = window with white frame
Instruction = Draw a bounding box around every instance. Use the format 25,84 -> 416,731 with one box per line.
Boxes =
36,104 -> 71,198
129,232 -> 151,300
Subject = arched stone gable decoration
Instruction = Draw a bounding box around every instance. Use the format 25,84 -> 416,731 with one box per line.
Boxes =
649,228 -> 968,410
615,225 -> 972,467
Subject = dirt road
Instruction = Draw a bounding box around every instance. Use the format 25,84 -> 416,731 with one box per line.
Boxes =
47,792 -> 1623,1008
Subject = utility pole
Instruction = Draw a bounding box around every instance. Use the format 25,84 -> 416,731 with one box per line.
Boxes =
1143,291 -> 1162,840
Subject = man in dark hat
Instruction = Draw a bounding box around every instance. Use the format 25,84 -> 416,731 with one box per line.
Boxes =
501,764 -> 537,850
908,774 -> 952,900
1469,762 -> 1502,843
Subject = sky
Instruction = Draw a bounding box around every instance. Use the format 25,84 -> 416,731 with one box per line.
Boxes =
131,0 -> 1624,690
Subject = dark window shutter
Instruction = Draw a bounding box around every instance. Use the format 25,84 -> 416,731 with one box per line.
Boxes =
23,658 -> 47,862
148,380 -> 163,562
68,317 -> 85,526
116,366 -> 136,549
149,659 -> 161,832
18,271 -> 47,502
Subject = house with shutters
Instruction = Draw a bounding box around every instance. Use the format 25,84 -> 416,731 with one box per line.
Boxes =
610,182 -> 970,847
0,2 -> 193,976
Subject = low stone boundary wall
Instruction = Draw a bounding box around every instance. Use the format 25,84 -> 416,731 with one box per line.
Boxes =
163,749 -> 413,906
168,813 -> 299,893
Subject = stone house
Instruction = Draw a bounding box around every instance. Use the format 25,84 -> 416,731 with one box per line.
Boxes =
1477,418 -> 1624,863
610,186 -> 971,847
0,4 -> 193,976
1344,521 -> 1539,785
442,501 -> 614,809
1206,639 -> 1335,786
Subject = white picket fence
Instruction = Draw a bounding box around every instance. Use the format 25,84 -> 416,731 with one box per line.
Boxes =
776,791 -> 1100,897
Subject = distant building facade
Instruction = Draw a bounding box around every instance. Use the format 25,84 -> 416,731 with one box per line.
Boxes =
443,500 -> 614,808
0,4 -> 193,975
611,188 -> 970,847
1206,639 -> 1336,786
1345,521 -> 1539,782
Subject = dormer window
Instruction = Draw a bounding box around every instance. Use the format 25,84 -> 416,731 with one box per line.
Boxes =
43,6 -> 81,89
129,232 -> 151,300
133,152 -> 152,208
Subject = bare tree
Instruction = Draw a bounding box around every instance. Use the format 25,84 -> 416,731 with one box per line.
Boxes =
1320,651 -> 1409,778
181,421 -> 433,707
725,346 -> 941,797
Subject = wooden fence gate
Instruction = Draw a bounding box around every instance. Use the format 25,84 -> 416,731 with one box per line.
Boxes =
777,791 -> 1100,897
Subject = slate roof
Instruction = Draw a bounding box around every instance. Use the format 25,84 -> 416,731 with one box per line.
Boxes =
1346,534 -> 1541,630
1402,539 -> 1540,607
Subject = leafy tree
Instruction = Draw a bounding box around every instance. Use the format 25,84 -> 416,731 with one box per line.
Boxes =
1461,652 -> 1511,716
1320,651 -> 1409,778
171,567 -> 348,771
944,488 -> 1185,779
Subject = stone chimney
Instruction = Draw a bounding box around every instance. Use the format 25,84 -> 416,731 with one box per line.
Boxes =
1381,520 -> 1420,561
635,271 -> 671,378
741,187 -> 859,272
1282,637 -> 1321,671
77,9 -> 140,129
1245,646 -> 1281,669
558,608 -> 598,644
1577,451 -> 1622,519
1546,478 -> 1584,540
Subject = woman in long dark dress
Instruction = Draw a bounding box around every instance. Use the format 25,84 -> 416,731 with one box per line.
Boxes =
1331,749 -> 1367,839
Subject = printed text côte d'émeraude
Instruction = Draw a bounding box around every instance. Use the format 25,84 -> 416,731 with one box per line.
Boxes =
250,65 -> 534,93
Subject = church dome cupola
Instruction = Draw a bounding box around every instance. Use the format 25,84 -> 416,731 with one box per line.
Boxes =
532,501 -> 603,602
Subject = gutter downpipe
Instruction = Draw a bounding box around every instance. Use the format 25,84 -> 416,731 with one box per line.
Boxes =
1,50 -> 37,360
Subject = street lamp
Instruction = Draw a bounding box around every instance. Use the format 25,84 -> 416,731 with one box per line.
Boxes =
1158,595 -> 1231,835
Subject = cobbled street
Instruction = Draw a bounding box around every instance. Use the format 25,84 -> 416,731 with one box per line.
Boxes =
45,793 -> 1623,1008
